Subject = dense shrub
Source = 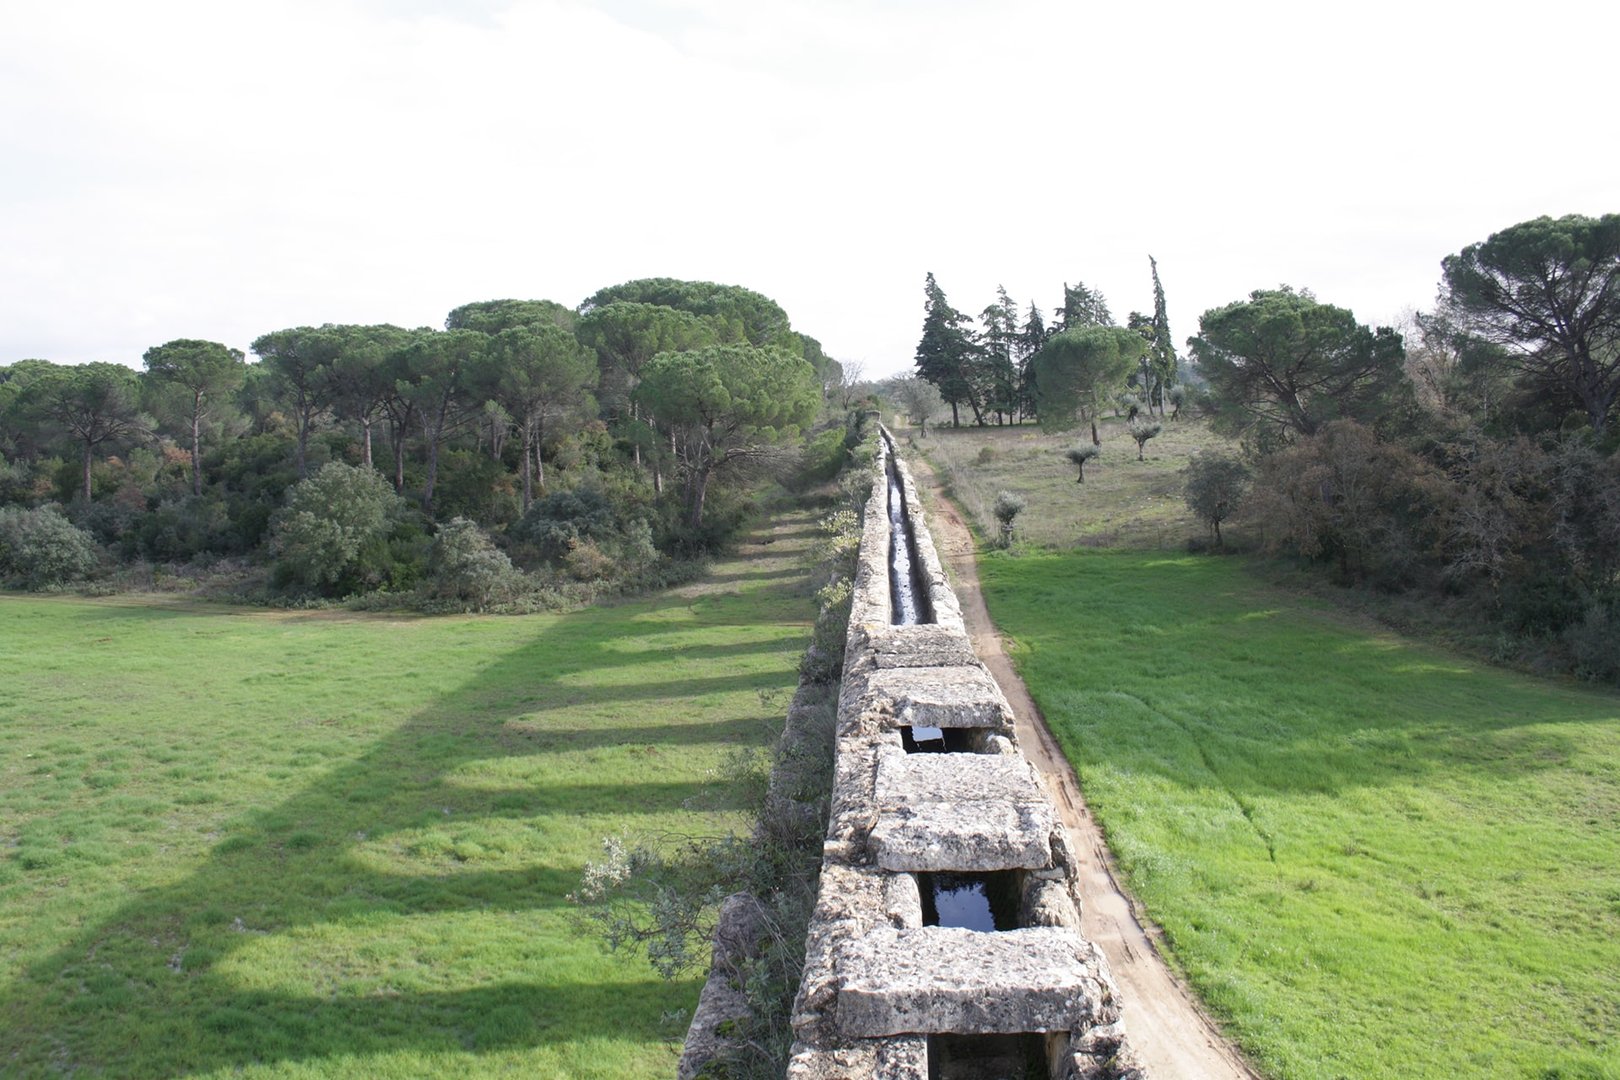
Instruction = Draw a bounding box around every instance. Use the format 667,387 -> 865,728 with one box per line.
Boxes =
0,506 -> 102,589
67,497 -> 142,548
423,517 -> 526,610
269,463 -> 415,596
432,450 -> 521,526
1246,420 -> 1450,588
1566,604 -> 1620,685
509,486 -> 625,562
133,495 -> 235,562
794,427 -> 849,488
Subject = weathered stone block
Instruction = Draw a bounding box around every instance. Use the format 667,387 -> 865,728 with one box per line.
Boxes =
864,666 -> 1014,730
867,749 -> 1057,871
678,893 -> 766,1080
834,926 -> 1117,1037
1021,876 -> 1081,929
865,624 -> 979,669
869,801 -> 1056,872
873,749 -> 1045,806
786,1035 -> 929,1079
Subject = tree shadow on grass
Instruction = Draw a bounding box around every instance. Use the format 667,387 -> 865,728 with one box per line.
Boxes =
0,526 -> 815,1077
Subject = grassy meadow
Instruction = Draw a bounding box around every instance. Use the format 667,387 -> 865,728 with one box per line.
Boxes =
898,412 -> 1229,550
0,512 -> 818,1079
907,416 -> 1620,1077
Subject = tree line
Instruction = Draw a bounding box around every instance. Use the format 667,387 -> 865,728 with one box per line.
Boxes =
907,257 -> 1179,430
0,279 -> 840,603
958,213 -> 1619,683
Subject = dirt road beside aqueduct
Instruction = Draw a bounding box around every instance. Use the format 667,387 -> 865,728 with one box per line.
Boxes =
905,450 -> 1261,1080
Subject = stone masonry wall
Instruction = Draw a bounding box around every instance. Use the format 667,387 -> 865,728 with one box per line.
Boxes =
780,430 -> 1143,1079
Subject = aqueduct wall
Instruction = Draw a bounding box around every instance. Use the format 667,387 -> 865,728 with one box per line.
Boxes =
683,430 -> 1142,1079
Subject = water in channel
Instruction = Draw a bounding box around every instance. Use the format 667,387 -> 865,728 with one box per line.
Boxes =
920,871 -> 1021,933
887,453 -> 931,625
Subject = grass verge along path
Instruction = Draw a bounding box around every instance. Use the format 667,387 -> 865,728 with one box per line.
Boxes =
981,549 -> 1620,1080
0,512 -> 816,1079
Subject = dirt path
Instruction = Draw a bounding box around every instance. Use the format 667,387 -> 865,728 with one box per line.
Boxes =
908,453 -> 1261,1080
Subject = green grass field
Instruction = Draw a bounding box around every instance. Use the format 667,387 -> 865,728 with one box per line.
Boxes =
982,549 -> 1620,1079
0,513 -> 817,1078
899,413 -> 1230,550
907,417 -> 1620,1076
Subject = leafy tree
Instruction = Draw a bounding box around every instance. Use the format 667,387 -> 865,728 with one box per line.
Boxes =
582,278 -> 794,349
1183,451 -> 1250,547
251,326 -> 342,478
1127,416 -> 1163,460
445,298 -> 576,334
319,325 -> 407,472
142,339 -> 246,495
0,359 -> 61,463
992,490 -> 1026,548
28,362 -> 147,501
637,345 -> 818,527
1064,443 -> 1100,483
576,302 -> 716,468
885,375 -> 944,435
914,273 -> 981,427
1016,302 -> 1048,420
796,333 -> 844,394
393,329 -> 486,515
481,323 -> 597,509
1436,213 -> 1620,435
1031,326 -> 1148,445
269,461 -> 411,594
1189,287 -> 1410,450
0,505 -> 101,588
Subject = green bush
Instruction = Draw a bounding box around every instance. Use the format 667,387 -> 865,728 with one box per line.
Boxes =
269,463 -> 415,597
509,487 -> 625,563
134,496 -> 234,562
0,505 -> 102,589
992,490 -> 1026,548
1566,603 -> 1620,684
424,518 -> 526,610
795,428 -> 848,488
432,449 -> 521,527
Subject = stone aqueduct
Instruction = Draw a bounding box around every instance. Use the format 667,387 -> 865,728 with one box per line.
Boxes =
681,429 -> 1142,1079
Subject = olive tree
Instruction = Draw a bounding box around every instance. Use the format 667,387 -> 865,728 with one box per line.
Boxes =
1183,452 -> 1250,548
1064,443 -> 1100,483
992,490 -> 1026,548
1127,417 -> 1163,460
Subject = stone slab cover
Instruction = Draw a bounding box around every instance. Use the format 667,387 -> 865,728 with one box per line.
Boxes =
863,666 -> 1013,730
868,801 -> 1056,871
835,926 -> 1116,1037
873,750 -> 1044,805
868,751 -> 1055,871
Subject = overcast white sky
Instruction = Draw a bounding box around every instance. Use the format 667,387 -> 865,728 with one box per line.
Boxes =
3,0 -> 1615,379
